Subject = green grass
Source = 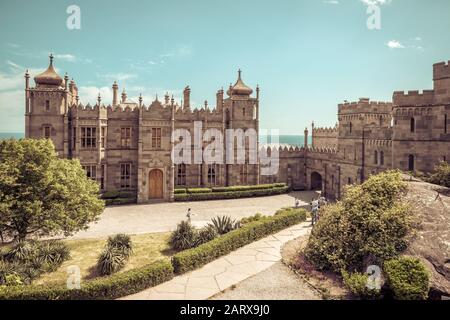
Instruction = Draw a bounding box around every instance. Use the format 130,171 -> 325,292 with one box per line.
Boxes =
32,232 -> 174,286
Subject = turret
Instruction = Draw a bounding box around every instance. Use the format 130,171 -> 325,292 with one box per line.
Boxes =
112,81 -> 119,106
121,88 -> 127,104
183,86 -> 191,109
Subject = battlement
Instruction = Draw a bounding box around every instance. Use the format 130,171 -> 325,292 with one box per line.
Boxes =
312,125 -> 338,135
392,90 -> 435,107
338,98 -> 392,115
433,60 -> 450,80
260,144 -> 306,156
306,146 -> 338,155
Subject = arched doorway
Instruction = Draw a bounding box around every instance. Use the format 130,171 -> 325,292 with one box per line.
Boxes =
311,171 -> 323,191
149,169 -> 164,199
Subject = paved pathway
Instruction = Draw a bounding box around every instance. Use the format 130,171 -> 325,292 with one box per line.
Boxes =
121,221 -> 311,300
71,191 -> 317,239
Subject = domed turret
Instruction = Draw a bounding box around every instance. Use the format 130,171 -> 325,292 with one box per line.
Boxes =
34,54 -> 63,87
227,69 -> 253,96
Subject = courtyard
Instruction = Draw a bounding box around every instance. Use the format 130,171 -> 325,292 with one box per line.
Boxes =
69,191 -> 318,240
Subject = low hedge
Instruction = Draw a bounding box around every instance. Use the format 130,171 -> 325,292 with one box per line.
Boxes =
383,256 -> 430,300
104,198 -> 137,206
0,260 -> 173,300
211,183 -> 286,193
174,186 -> 289,202
174,188 -> 187,194
171,208 -> 307,274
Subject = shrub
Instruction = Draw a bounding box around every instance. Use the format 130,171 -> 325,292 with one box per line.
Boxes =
172,208 -> 307,274
0,260 -> 174,300
35,241 -> 71,272
107,234 -> 133,258
97,247 -> 126,276
426,161 -> 450,187
384,256 -> 429,300
209,216 -> 240,235
240,213 -> 266,225
341,270 -> 381,299
304,171 -> 414,273
211,183 -> 287,193
174,188 -> 187,194
174,186 -> 289,202
186,188 -> 212,194
101,190 -> 120,199
195,225 -> 218,246
170,221 -> 197,251
4,241 -> 36,262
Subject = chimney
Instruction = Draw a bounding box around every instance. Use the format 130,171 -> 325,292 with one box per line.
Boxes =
112,82 -> 118,106
304,127 -> 309,148
183,86 -> 191,109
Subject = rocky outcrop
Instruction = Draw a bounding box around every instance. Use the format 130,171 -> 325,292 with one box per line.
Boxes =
402,175 -> 450,298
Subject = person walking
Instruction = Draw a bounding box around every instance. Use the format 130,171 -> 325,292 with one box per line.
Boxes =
310,198 -> 319,226
295,197 -> 300,208
186,208 -> 194,223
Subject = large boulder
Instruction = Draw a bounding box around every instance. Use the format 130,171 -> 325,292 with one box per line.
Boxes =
402,175 -> 450,298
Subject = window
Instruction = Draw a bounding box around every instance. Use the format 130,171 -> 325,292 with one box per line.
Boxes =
72,127 -> 76,150
121,127 -> 131,148
408,155 -> 415,172
43,126 -> 51,139
380,151 -> 385,166
101,127 -> 106,148
349,122 -> 352,133
374,151 -> 378,165
410,117 -> 415,133
45,100 -> 50,111
120,163 -> 131,189
445,114 -> 448,134
207,164 -> 217,185
100,165 -> 105,190
82,165 -> 97,181
243,108 -> 246,116
151,128 -> 162,149
177,163 -> 186,186
81,127 -> 96,148
240,163 -> 248,184
348,177 -> 352,184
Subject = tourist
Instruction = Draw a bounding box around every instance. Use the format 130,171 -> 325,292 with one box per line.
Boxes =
311,198 -> 319,226
186,208 -> 194,223
295,197 -> 300,208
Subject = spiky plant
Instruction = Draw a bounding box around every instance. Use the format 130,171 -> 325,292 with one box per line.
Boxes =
4,240 -> 36,262
35,240 -> 71,272
107,234 -> 133,258
170,220 -> 197,250
209,215 -> 240,235
97,246 -> 126,276
195,225 -> 218,246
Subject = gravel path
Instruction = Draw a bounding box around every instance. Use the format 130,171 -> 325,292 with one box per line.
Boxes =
211,261 -> 320,300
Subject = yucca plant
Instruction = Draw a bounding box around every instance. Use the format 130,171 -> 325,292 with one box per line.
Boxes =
209,215 -> 240,235
107,234 -> 133,258
4,240 -> 37,262
97,246 -> 126,276
35,240 -> 71,272
170,221 -> 197,250
195,225 -> 218,246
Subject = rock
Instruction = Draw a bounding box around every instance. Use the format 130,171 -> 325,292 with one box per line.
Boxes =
402,174 -> 450,298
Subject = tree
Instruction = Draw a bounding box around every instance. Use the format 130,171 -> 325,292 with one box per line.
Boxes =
427,161 -> 450,188
0,139 -> 104,240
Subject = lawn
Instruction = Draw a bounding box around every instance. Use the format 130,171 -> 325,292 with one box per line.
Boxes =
33,232 -> 174,286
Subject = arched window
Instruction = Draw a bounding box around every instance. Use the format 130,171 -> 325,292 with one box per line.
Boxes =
410,117 -> 415,133
380,151 -> 384,166
243,108 -> 246,116
349,122 -> 353,133
408,154 -> 415,171
374,151 -> 378,165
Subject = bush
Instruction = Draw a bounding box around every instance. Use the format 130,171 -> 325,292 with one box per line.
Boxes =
101,190 -> 120,199
304,171 -> 415,273
171,208 -> 307,274
195,225 -> 218,246
107,234 -> 133,259
341,270 -> 381,299
209,216 -> 240,235
174,186 -> 289,202
97,234 -> 133,276
35,241 -> 71,272
186,188 -> 212,194
174,188 -> 187,194
211,183 -> 286,193
426,161 -> 450,187
0,260 -> 173,300
384,256 -> 429,300
240,213 -> 266,225
97,247 -> 126,276
169,221 -> 197,251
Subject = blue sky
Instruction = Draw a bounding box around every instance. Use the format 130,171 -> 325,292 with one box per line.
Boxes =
1,0 -> 450,134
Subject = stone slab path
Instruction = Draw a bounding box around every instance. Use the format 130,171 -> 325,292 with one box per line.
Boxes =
121,221 -> 311,300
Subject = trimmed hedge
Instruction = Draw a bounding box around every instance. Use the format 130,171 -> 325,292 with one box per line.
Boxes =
171,208 -> 307,274
104,198 -> 137,206
211,183 -> 286,193
0,260 -> 173,300
174,186 -> 289,202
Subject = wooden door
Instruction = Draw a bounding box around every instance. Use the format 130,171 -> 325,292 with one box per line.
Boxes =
149,169 -> 163,199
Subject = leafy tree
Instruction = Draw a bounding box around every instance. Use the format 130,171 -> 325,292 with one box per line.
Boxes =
427,161 -> 450,187
0,139 -> 104,240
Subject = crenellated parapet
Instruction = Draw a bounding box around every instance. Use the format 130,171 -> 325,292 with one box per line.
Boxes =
364,139 -> 392,147
259,144 -> 306,157
338,98 -> 392,115
393,90 -> 435,107
433,60 -> 450,80
306,146 -> 338,155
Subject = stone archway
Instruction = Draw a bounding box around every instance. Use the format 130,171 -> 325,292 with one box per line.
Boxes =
149,169 -> 164,199
310,171 -> 323,191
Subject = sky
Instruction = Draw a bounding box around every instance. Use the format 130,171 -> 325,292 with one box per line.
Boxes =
1,0 -> 450,134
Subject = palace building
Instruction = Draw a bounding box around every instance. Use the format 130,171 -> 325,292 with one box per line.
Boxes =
25,56 -> 450,202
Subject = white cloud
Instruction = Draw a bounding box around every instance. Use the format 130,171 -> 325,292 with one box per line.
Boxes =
53,53 -> 77,62
98,72 -> 138,82
0,89 -> 24,132
323,0 -> 339,4
361,0 -> 392,6
386,40 -> 404,49
78,86 -> 113,105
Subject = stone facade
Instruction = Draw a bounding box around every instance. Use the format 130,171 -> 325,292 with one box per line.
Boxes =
25,57 -> 450,202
